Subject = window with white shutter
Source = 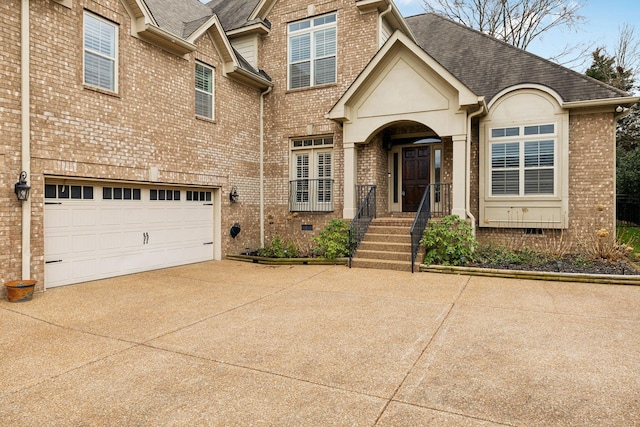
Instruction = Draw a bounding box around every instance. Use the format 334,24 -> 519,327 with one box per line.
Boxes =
489,124 -> 556,197
290,137 -> 334,211
195,62 -> 214,120
288,13 -> 337,89
83,12 -> 117,92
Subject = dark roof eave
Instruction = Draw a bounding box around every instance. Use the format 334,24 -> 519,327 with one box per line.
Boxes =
226,21 -> 271,37
228,67 -> 273,90
137,24 -> 197,56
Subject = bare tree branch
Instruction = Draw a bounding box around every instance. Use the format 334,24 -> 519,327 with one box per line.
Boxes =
615,23 -> 640,82
423,0 -> 586,50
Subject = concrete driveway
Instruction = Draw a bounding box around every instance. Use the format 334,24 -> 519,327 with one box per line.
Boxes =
2,261 -> 639,426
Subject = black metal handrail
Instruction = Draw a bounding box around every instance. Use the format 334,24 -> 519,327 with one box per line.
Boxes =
430,183 -> 452,218
409,186 -> 431,273
348,185 -> 376,267
289,179 -> 334,212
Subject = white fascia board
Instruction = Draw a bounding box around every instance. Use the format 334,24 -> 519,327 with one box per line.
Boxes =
226,22 -> 271,38
139,24 -> 197,56
191,15 -> 236,64
563,96 -> 640,109
356,0 -> 416,42
120,0 -> 157,26
249,0 -> 277,21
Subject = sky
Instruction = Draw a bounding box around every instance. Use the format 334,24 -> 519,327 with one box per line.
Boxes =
394,0 -> 640,72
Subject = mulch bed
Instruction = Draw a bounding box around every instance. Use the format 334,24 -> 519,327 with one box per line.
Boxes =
468,255 -> 639,276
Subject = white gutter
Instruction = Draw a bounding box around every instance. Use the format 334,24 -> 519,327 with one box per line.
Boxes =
563,96 -> 639,109
259,86 -> 272,247
378,4 -> 392,47
21,0 -> 31,280
466,104 -> 485,237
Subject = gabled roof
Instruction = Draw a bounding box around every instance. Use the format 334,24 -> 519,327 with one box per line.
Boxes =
405,13 -> 634,105
121,0 -> 271,88
328,31 -> 483,123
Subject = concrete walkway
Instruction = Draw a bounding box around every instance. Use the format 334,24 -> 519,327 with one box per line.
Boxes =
1,261 -> 639,426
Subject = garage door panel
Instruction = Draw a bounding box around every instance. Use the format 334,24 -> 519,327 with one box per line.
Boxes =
100,254 -> 125,276
70,258 -> 100,281
45,262 -> 71,287
45,208 -> 72,229
71,208 -> 98,227
118,231 -> 145,250
71,233 -> 99,254
45,182 -> 216,288
100,208 -> 124,225
123,208 -> 146,225
181,226 -> 211,243
45,235 -> 71,257
99,232 -> 125,250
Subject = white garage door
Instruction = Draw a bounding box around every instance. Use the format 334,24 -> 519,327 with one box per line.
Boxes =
44,181 -> 215,288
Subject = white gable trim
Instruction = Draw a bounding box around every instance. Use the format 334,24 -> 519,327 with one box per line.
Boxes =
489,84 -> 564,110
328,30 -> 482,123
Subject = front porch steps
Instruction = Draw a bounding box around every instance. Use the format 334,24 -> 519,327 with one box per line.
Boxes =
350,217 -> 424,272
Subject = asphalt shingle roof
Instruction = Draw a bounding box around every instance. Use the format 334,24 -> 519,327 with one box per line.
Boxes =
206,0 -> 262,31
405,13 -> 630,103
141,0 -> 269,81
144,0 -> 214,38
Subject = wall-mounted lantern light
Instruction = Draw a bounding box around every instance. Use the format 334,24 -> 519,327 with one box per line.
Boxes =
229,186 -> 239,203
14,171 -> 31,202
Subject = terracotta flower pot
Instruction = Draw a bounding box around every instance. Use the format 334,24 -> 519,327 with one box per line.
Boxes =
5,280 -> 37,303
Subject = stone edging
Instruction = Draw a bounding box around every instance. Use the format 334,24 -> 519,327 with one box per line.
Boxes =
226,254 -> 348,266
420,265 -> 640,285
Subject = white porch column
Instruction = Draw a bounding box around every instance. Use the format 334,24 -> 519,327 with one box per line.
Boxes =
451,134 -> 467,218
343,142 -> 357,218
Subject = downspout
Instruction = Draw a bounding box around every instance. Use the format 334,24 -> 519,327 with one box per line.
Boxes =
21,0 -> 31,280
259,86 -> 272,248
466,104 -> 485,237
378,4 -> 393,47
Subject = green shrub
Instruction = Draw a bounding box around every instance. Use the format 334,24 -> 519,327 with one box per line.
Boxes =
258,235 -> 299,258
312,219 -> 352,259
421,215 -> 475,266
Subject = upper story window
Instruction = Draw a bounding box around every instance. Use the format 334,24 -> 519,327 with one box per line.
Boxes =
490,124 -> 556,196
195,62 -> 214,120
83,12 -> 118,92
288,13 -> 337,90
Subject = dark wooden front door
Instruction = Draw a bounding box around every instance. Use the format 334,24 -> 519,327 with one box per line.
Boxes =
402,146 -> 430,212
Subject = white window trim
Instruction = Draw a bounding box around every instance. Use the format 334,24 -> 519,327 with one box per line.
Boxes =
83,12 -> 118,92
290,137 -> 334,211
195,61 -> 215,120
488,123 -> 558,198
287,12 -> 337,90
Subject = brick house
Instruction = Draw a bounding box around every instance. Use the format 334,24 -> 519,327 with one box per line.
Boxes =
2,0 -> 637,292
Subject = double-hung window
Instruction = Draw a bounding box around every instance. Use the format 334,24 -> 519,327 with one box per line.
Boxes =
288,13 -> 337,89
195,62 -> 214,120
83,12 -> 117,92
290,137 -> 334,211
490,124 -> 555,196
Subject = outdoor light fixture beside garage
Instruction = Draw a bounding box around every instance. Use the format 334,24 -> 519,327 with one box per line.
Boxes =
14,171 -> 31,202
229,186 -> 239,203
